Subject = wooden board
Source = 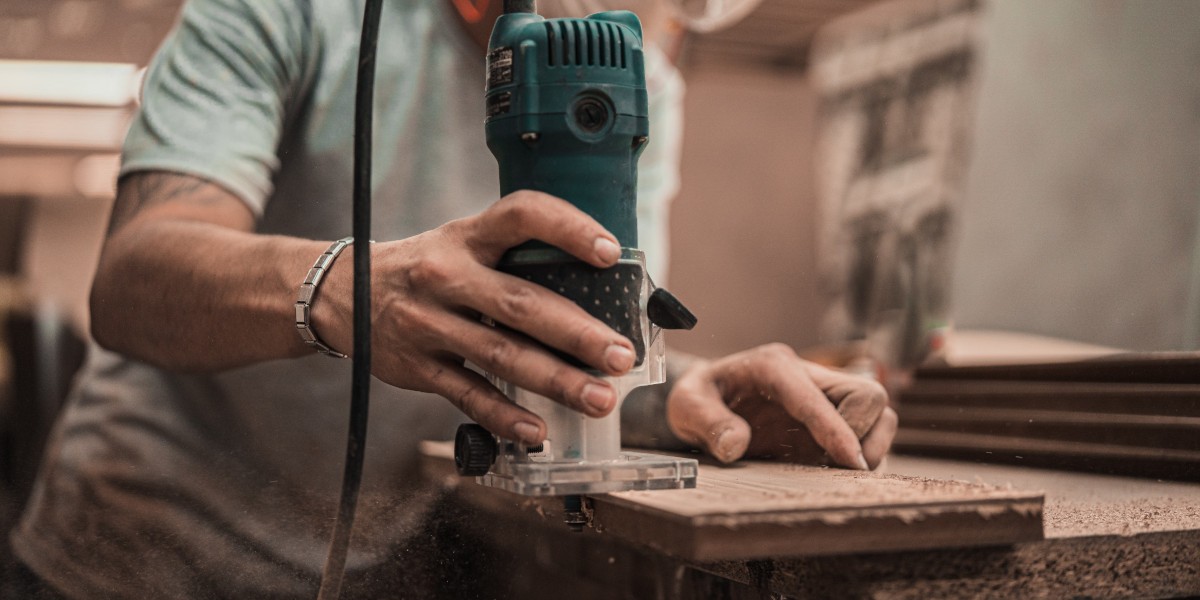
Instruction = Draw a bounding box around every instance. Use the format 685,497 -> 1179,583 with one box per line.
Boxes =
917,352 -> 1200,384
900,406 -> 1200,450
897,358 -> 1200,479
899,379 -> 1200,416
419,441 -> 1044,562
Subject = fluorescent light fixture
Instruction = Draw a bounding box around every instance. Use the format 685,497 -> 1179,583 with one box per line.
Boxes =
0,154 -> 82,197
0,105 -> 132,150
74,153 -> 122,199
0,152 -> 120,198
0,60 -> 139,107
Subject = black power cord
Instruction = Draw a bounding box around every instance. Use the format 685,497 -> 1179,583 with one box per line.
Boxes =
316,0 -> 383,598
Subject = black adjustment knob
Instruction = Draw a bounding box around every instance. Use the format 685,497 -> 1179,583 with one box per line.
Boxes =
574,97 -> 609,133
454,424 -> 497,476
647,288 -> 698,330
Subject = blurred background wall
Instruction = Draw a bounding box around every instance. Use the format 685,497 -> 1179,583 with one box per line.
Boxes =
951,0 -> 1200,352
667,66 -> 824,358
668,0 -> 1200,358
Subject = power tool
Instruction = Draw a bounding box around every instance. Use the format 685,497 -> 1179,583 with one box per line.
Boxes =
453,0 -> 700,499
318,2 -> 698,596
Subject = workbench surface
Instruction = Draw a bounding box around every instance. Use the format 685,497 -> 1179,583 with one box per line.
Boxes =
887,455 -> 1200,539
417,444 -> 1200,599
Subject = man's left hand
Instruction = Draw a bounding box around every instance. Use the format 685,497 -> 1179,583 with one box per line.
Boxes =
666,343 -> 898,469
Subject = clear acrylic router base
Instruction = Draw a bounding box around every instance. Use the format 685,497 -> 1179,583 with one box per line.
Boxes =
477,451 -> 698,496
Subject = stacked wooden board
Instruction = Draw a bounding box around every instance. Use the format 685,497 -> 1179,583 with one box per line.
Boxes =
896,352 -> 1200,481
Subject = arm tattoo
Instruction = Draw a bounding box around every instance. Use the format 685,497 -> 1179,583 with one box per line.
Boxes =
107,171 -> 233,235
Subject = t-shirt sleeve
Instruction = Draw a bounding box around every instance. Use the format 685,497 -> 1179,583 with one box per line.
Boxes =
120,0 -> 313,217
637,44 -> 686,286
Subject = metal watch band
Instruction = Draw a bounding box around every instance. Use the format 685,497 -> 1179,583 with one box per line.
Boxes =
295,236 -> 354,358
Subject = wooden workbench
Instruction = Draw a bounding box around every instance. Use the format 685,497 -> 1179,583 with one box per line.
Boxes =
416,444 -> 1200,599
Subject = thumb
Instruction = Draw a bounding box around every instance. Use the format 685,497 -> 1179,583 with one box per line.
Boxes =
667,377 -> 753,464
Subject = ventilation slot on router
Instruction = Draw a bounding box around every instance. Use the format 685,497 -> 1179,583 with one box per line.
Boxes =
544,20 -> 627,68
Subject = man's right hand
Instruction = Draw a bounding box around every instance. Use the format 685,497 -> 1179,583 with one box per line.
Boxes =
93,174 -> 635,447
312,190 -> 637,446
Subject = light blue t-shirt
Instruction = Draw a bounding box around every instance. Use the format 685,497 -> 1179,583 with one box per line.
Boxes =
12,0 -> 683,597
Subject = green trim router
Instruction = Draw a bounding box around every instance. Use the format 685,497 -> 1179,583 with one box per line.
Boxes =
453,0 -> 700,501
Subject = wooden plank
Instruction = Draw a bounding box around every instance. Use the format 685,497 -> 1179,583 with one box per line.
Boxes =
900,406 -> 1200,451
895,428 -> 1200,462
943,329 -> 1122,366
900,380 -> 1200,416
894,428 -> 1200,480
917,352 -> 1200,384
419,441 -> 1044,562
897,376 -> 1200,478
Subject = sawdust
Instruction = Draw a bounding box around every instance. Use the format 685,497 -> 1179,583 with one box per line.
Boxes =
888,455 -> 1200,538
1045,498 -> 1200,538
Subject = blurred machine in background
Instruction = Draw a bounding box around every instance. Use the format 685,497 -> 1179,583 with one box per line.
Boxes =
810,0 -> 981,373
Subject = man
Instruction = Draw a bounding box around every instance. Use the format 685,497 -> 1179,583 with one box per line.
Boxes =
9,0 -> 897,598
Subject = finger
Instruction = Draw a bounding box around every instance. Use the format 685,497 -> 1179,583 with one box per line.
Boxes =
468,191 -> 622,268
712,345 -> 868,470
666,372 -> 753,464
860,407 -> 898,470
806,363 -> 889,439
435,315 -> 620,418
442,263 -> 636,376
422,358 -> 547,445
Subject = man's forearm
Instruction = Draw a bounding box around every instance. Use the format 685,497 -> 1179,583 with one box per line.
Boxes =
91,174 -> 327,371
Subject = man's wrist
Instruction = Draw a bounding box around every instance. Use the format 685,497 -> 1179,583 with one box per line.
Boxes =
295,237 -> 355,358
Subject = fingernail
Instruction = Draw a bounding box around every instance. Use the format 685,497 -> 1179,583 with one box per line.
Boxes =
856,452 -> 871,471
594,237 -> 620,264
581,383 -> 615,414
513,422 -> 541,445
715,429 -> 738,463
604,344 -> 635,373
